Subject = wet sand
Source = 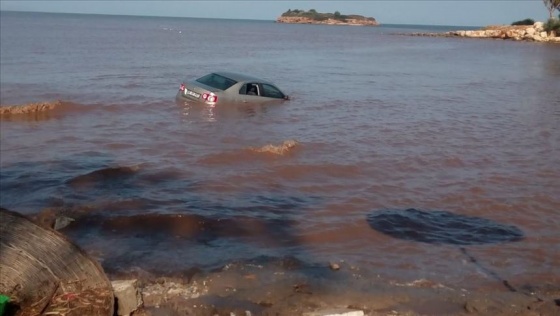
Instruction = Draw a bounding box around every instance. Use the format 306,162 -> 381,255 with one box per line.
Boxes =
112,261 -> 560,316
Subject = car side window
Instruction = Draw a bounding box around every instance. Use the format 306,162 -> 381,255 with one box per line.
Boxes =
262,84 -> 285,99
240,83 -> 259,96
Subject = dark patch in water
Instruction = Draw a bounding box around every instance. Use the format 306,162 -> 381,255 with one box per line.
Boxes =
66,166 -> 139,189
366,208 -> 524,245
62,212 -> 306,274
65,213 -> 299,246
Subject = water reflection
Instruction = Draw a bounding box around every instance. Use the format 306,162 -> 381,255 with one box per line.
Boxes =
178,100 -> 217,122
176,99 -> 273,123
542,47 -> 560,76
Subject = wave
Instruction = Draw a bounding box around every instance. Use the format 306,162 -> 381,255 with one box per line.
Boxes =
199,140 -> 299,165
67,165 -> 140,188
0,99 -> 166,121
0,100 -> 85,120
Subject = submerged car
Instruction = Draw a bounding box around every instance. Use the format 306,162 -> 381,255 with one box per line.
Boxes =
176,72 -> 289,105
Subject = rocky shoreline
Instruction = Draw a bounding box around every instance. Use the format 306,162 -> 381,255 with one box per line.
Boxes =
405,22 -> 560,43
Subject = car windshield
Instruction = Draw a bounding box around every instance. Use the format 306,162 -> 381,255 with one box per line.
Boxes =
195,73 -> 237,91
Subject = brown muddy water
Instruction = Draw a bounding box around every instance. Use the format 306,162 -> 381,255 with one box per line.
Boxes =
1,11 -> 559,301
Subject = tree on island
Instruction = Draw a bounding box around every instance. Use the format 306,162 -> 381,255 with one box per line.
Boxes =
511,18 -> 535,25
280,9 -> 354,22
543,0 -> 560,18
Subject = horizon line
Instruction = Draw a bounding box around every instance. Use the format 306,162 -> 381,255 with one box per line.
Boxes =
0,9 -> 488,28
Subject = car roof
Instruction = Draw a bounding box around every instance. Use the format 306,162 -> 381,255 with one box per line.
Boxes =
212,71 -> 274,84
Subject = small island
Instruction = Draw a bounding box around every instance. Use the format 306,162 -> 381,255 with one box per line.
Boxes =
276,9 -> 379,26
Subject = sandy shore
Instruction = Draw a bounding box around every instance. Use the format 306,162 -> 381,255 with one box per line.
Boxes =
109,260 -> 560,316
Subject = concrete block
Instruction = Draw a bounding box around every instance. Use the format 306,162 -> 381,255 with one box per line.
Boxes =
303,308 -> 365,316
112,279 -> 143,316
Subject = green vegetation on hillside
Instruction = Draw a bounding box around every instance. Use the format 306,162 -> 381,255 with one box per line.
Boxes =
281,9 -> 375,23
511,18 -> 535,26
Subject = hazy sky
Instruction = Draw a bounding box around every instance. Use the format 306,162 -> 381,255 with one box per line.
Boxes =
0,1 -> 554,27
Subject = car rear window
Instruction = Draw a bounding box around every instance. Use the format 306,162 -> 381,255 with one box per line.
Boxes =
196,73 -> 237,91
